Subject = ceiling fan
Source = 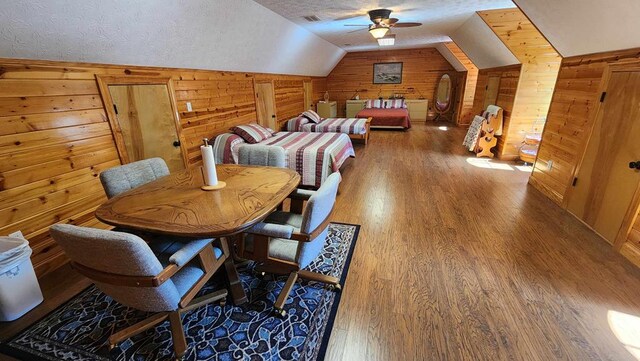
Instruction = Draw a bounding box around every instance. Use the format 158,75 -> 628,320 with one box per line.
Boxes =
344,8 -> 422,39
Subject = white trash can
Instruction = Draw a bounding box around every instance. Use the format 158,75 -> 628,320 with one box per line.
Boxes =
0,236 -> 44,322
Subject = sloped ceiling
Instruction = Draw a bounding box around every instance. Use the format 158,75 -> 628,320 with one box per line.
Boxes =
0,0 -> 345,76
254,0 -> 515,52
434,43 -> 466,71
449,13 -> 519,69
514,0 -> 640,57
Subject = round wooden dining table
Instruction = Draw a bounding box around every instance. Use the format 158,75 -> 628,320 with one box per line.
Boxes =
95,164 -> 301,304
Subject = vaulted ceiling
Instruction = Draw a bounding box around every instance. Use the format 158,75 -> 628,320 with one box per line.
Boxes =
254,0 -> 515,52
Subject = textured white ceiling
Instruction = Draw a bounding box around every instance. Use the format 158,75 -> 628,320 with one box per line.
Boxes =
450,14 -> 519,69
0,0 -> 345,76
254,0 -> 515,52
514,0 -> 640,57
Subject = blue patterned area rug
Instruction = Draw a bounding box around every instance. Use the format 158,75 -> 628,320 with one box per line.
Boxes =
0,223 -> 360,361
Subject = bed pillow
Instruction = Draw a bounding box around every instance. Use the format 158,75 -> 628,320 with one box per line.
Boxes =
301,110 -> 322,123
232,123 -> 274,144
384,99 -> 406,109
213,133 -> 245,164
365,99 -> 383,108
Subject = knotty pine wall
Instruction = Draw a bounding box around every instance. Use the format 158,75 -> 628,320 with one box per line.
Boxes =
478,9 -> 562,160
326,48 -> 459,117
443,42 -> 479,126
471,64 -> 522,155
529,48 -> 640,206
0,58 -> 320,278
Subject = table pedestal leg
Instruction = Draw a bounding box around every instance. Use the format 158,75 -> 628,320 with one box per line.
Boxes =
221,237 -> 248,305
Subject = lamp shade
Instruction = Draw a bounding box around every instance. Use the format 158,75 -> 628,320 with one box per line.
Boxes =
369,26 -> 389,39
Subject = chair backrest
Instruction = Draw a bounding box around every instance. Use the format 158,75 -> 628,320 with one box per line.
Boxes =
296,172 -> 341,267
238,145 -> 286,167
100,158 -> 170,199
50,224 -> 181,312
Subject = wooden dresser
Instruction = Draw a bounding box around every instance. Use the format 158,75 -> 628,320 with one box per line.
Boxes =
405,99 -> 429,122
317,101 -> 337,118
346,100 -> 367,118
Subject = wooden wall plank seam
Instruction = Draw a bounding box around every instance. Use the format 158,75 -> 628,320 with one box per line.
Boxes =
0,57 -> 323,278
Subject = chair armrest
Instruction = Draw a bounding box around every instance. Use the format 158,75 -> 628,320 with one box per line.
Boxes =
248,222 -> 295,239
289,188 -> 315,200
169,238 -> 214,268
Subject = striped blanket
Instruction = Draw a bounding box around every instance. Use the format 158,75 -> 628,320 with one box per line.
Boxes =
286,117 -> 368,135
214,132 -> 355,187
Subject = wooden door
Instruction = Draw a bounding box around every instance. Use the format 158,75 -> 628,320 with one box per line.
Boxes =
567,70 -> 640,244
483,76 -> 501,109
303,81 -> 313,111
255,82 -> 277,129
108,84 -> 185,172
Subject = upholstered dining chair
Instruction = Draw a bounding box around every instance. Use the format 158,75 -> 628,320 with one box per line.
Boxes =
238,145 -> 286,167
241,172 -> 341,318
99,157 -> 170,199
50,224 -> 229,359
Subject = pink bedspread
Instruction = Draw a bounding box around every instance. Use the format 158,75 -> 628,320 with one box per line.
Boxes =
356,108 -> 411,129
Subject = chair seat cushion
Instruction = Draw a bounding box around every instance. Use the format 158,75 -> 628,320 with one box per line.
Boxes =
171,265 -> 205,298
153,239 -> 223,298
244,236 -> 298,263
245,211 -> 304,264
264,211 -> 304,229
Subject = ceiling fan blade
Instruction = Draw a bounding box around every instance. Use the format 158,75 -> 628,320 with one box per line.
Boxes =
344,24 -> 370,27
393,22 -> 422,28
347,28 -> 368,34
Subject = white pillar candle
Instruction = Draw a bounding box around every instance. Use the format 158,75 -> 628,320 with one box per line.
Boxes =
201,141 -> 218,186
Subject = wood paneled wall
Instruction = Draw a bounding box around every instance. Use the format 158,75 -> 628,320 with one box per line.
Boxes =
326,48 -> 459,117
478,9 -> 562,159
444,42 -> 479,125
471,64 -> 522,152
529,48 -> 640,205
0,58 -> 317,278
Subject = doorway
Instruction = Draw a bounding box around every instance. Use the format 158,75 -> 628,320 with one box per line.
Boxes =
255,81 -> 277,130
97,76 -> 186,172
483,76 -> 501,109
566,66 -> 640,245
303,81 -> 313,111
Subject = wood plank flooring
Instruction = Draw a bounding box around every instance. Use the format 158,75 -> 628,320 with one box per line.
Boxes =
3,122 -> 640,360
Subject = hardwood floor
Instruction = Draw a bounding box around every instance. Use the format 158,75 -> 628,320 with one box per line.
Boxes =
3,122 -> 640,360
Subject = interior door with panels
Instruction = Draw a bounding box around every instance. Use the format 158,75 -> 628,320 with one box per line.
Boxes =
255,81 -> 277,130
567,66 -> 640,245
97,76 -> 187,173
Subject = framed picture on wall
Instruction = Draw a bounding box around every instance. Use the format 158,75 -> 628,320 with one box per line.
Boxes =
373,62 -> 403,84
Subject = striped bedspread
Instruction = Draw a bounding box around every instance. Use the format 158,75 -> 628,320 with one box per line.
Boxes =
214,132 -> 355,187
261,132 -> 354,187
286,117 -> 368,135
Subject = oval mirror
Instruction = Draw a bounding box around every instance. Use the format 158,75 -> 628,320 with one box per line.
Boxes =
435,74 -> 452,113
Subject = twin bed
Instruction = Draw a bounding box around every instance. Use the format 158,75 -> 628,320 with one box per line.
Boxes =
213,101 -> 411,188
213,129 -> 354,188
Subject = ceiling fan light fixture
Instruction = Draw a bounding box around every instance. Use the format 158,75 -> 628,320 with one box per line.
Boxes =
377,34 -> 395,46
369,25 -> 389,39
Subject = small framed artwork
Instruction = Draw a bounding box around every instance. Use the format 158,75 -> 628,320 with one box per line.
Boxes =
373,62 -> 403,84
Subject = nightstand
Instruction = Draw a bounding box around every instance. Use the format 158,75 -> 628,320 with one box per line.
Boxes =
317,101 -> 337,118
346,100 -> 367,118
405,99 -> 429,121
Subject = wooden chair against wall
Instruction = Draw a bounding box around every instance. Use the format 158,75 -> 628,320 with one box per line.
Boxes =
476,106 -> 504,158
